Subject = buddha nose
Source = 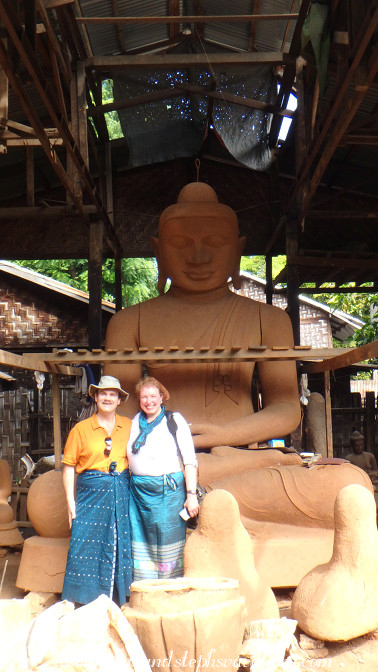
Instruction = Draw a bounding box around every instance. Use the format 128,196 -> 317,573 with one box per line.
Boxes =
189,242 -> 211,264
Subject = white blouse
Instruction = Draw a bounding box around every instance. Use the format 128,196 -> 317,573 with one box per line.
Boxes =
127,411 -> 197,476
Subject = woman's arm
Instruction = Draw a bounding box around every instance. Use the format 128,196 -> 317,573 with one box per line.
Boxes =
62,464 -> 76,528
183,464 -> 199,518
173,413 -> 199,516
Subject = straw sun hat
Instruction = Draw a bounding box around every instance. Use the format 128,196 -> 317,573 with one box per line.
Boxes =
88,375 -> 129,401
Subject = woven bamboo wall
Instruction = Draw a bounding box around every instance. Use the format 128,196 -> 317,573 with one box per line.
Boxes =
235,278 -> 333,348
0,380 -> 82,483
0,277 -> 90,347
0,388 -> 30,481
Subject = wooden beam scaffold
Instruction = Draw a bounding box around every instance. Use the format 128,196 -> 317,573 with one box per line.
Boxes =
1,339 -> 377,467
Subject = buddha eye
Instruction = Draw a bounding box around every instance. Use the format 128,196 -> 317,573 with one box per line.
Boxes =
169,235 -> 192,249
202,234 -> 228,248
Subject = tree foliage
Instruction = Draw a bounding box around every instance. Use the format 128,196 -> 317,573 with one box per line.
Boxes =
305,287 -> 378,348
102,79 -> 123,140
240,256 -> 378,356
240,255 -> 286,279
14,255 -> 377,353
14,258 -> 158,307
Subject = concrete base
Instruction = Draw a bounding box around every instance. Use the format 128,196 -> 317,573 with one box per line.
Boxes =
16,536 -> 70,593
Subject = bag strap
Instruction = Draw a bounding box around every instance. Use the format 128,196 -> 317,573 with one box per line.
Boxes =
165,410 -> 183,466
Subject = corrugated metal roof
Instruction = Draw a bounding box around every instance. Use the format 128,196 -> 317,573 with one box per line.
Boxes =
76,0 -> 300,55
1,0 -> 377,267
254,0 -> 298,53
78,0 -> 171,55
201,0 -> 254,51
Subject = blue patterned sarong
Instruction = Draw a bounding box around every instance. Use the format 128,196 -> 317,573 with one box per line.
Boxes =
62,469 -> 132,605
129,471 -> 186,580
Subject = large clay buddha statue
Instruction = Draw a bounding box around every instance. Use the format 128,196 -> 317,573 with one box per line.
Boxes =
105,182 -> 371,536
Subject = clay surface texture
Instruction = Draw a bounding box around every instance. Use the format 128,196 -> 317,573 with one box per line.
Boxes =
291,484 -> 378,641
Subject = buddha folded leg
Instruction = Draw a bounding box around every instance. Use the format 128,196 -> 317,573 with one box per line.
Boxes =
204,461 -> 373,587
197,445 -> 303,489
206,461 -> 373,529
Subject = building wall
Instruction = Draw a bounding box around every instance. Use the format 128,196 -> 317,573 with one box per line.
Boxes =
0,277 -> 90,348
235,278 -> 333,348
0,274 -> 110,480
0,378 -> 81,482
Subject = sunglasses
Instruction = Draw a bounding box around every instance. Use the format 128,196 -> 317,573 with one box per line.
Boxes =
104,437 -> 112,457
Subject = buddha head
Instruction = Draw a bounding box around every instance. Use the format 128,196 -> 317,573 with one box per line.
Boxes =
152,182 -> 246,294
350,430 -> 364,455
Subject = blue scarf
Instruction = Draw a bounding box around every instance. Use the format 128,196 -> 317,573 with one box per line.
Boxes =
131,405 -> 166,454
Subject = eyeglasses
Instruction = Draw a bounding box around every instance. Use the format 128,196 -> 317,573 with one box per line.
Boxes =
104,437 -> 112,457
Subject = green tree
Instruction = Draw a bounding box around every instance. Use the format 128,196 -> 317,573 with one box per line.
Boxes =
240,255 -> 286,279
239,257 -> 378,359
304,285 -> 378,349
102,78 -> 123,140
14,258 -> 158,307
102,258 -> 158,306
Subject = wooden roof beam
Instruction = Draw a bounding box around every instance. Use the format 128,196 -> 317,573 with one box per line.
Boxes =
0,39 -> 88,221
280,0 -> 300,52
340,133 -> 378,145
77,14 -> 300,27
0,205 -> 97,218
112,0 -> 127,54
168,0 -> 181,44
306,210 -> 378,219
0,49 -> 8,154
248,0 -> 260,51
304,339 -> 378,374
54,2 -> 109,142
44,0 -> 74,7
85,51 -> 293,70
40,346 -> 351,366
290,1 -> 378,217
0,1 -> 120,253
268,0 -> 312,148
284,255 -> 378,270
0,348 -> 80,376
87,83 -> 295,118
35,0 -> 71,83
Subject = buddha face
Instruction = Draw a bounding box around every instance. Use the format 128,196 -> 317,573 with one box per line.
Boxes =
351,437 -> 364,455
153,216 -> 245,293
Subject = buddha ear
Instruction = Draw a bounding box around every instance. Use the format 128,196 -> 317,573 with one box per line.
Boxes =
152,237 -> 167,294
232,236 -> 246,291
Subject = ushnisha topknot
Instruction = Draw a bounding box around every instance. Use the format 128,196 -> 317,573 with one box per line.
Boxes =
159,182 -> 238,231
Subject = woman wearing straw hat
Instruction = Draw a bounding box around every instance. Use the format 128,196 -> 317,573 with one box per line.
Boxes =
128,376 -> 199,581
61,375 -> 132,606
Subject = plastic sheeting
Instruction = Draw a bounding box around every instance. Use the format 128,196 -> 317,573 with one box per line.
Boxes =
113,39 -> 275,171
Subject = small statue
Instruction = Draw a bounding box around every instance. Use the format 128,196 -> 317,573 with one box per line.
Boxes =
345,430 -> 377,474
0,458 -> 23,546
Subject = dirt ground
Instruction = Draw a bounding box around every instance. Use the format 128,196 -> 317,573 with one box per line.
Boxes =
1,548 -> 378,672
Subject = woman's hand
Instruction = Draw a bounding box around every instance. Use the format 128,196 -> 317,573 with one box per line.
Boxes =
66,499 -> 76,528
62,465 -> 77,528
184,492 -> 199,518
